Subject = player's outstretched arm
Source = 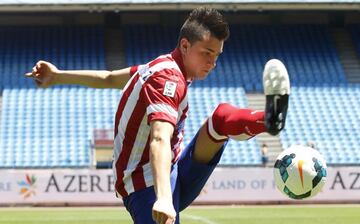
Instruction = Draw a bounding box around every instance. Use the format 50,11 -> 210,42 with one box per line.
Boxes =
149,120 -> 176,224
25,60 -> 131,89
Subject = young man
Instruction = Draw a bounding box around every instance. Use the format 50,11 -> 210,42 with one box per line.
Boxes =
26,7 -> 290,224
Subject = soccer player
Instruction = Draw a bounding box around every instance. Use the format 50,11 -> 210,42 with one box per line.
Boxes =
26,7 -> 290,224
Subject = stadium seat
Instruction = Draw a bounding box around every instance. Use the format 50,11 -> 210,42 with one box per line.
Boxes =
1,24 -> 358,168
124,25 -> 347,91
0,26 -> 105,90
350,25 -> 360,56
280,85 -> 360,165
187,87 -> 262,165
0,88 -> 118,168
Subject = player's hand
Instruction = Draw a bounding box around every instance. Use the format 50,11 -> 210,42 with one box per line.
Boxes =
152,199 -> 176,224
25,60 -> 59,88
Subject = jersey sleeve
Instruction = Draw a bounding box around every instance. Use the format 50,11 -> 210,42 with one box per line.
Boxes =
129,65 -> 139,77
141,72 -> 185,127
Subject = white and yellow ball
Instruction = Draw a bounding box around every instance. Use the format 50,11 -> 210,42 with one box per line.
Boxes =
274,145 -> 327,200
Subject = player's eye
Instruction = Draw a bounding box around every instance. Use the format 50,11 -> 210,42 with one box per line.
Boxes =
201,51 -> 211,56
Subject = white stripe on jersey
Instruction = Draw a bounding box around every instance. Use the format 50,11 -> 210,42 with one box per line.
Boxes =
147,104 -> 178,120
143,163 -> 154,188
177,92 -> 188,122
148,61 -> 181,76
113,77 -> 143,185
123,116 -> 150,194
173,93 -> 188,154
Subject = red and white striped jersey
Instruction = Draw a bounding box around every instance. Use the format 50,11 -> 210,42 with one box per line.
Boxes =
113,49 -> 190,198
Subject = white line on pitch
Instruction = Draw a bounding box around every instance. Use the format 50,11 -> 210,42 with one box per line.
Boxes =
182,214 -> 217,224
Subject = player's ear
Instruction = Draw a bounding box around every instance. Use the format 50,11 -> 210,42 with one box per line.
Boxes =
180,38 -> 190,54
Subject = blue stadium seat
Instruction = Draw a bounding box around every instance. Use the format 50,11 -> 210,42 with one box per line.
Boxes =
350,25 -> 360,56
0,26 -> 105,90
2,25 -> 358,167
1,88 -> 120,167
186,87 -> 262,165
0,86 -> 261,167
124,25 -> 347,91
280,85 -> 360,164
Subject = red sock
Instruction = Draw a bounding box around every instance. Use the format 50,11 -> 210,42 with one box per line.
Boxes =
207,103 -> 266,142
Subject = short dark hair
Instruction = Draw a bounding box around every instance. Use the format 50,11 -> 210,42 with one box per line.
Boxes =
177,7 -> 230,46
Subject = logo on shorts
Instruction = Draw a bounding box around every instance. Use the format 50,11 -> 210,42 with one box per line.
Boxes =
163,81 -> 177,98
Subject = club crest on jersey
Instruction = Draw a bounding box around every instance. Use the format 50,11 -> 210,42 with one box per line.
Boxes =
138,64 -> 152,81
163,81 -> 177,98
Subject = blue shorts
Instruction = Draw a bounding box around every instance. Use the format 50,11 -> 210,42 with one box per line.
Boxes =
123,133 -> 228,224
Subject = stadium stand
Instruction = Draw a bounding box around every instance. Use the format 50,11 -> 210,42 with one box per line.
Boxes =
187,87 -> 262,165
0,86 -> 261,167
124,24 -> 359,165
124,25 -> 347,91
350,25 -> 360,56
1,24 -> 359,167
0,87 -> 119,168
280,85 -> 360,164
0,26 -> 105,90
0,26 -> 106,168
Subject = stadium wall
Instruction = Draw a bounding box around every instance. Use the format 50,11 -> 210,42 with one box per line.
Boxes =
1,167 -> 359,206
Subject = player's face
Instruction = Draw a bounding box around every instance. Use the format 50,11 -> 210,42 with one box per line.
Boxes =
181,33 -> 223,80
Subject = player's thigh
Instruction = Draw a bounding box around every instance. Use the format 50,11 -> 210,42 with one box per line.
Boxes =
177,131 -> 228,211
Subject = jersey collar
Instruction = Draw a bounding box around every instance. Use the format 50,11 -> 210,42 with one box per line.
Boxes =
171,48 -> 192,82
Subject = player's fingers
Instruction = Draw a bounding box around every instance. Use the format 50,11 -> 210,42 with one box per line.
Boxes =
34,76 -> 43,82
32,67 -> 38,74
158,214 -> 166,224
165,217 -> 175,224
35,79 -> 42,87
24,72 -> 33,77
34,72 -> 42,78
152,211 -> 159,223
164,212 -> 175,224
158,212 -> 168,224
155,212 -> 163,224
37,60 -> 48,69
37,61 -> 44,67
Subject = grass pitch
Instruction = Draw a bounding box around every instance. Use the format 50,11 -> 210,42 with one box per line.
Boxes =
0,205 -> 359,224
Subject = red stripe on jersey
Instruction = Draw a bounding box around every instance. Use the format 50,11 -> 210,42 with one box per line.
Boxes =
129,65 -> 138,77
148,112 -> 177,127
171,103 -> 188,163
165,68 -> 185,84
113,75 -> 140,197
131,137 -> 150,191
114,75 -> 139,137
115,96 -> 147,197
180,104 -> 189,121
143,71 -> 181,126
149,56 -> 173,67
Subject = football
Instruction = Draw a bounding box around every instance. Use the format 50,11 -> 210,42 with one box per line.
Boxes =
274,145 -> 327,200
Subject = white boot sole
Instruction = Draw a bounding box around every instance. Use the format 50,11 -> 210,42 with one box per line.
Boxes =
263,59 -> 290,96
